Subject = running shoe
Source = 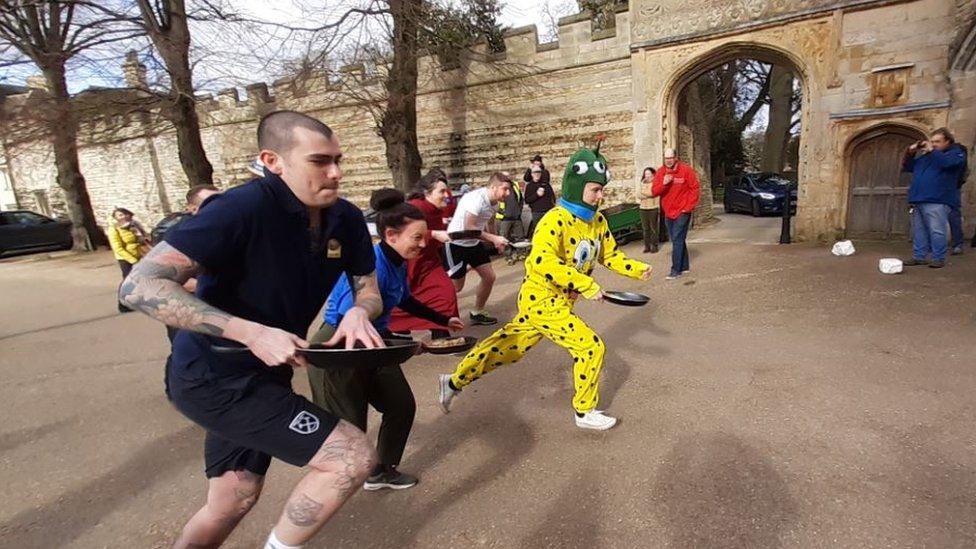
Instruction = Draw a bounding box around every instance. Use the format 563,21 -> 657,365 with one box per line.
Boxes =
438,374 -> 459,414
469,312 -> 498,325
575,410 -> 617,431
363,466 -> 418,491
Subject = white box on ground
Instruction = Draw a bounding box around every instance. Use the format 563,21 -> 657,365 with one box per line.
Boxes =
831,240 -> 856,256
879,258 -> 903,274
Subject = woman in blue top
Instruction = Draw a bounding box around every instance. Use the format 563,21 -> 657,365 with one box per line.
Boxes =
307,188 -> 463,491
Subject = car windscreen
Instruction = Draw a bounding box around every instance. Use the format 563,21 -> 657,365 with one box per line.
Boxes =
754,176 -> 791,191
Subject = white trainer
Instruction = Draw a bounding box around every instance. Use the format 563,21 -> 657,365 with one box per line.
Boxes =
438,374 -> 459,414
575,410 -> 617,430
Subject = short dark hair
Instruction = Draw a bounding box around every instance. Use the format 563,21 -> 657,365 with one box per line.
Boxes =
186,184 -> 218,205
410,167 -> 449,200
257,110 -> 334,153
532,154 -> 543,162
112,207 -> 134,217
488,171 -> 512,187
930,127 -> 955,144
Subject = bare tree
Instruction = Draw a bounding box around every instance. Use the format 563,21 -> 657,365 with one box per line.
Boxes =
0,0 -> 139,249
761,65 -> 793,173
212,0 -> 507,191
130,0 -> 214,186
382,0 -> 423,189
539,0 -> 576,42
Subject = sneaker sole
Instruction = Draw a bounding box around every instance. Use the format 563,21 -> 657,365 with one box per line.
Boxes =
575,419 -> 618,431
363,481 -> 417,491
438,375 -> 453,414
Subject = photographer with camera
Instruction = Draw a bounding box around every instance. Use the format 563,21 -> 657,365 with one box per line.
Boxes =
902,128 -> 968,268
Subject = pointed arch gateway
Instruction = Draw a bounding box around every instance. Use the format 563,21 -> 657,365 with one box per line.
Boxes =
659,42 -> 810,229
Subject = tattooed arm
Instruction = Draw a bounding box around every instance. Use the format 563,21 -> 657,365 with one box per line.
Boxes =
351,273 -> 383,319
120,242 -> 308,367
324,272 -> 385,349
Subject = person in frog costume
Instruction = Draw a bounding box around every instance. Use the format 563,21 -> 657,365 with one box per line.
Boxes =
437,142 -> 652,430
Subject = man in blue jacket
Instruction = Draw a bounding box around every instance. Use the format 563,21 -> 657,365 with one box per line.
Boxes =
902,128 -> 968,268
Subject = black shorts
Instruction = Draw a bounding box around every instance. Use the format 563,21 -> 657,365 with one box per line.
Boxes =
444,242 -> 491,279
167,361 -> 339,478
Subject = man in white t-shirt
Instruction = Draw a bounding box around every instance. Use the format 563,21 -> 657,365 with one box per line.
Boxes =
445,172 -> 512,325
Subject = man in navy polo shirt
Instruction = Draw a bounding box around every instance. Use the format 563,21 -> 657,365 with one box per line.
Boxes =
121,111 -> 384,549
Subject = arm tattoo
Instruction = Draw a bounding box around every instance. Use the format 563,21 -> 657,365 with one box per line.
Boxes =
350,273 -> 383,319
285,493 -> 323,528
119,242 -> 232,336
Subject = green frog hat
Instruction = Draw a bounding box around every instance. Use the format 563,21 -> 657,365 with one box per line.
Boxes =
559,138 -> 610,221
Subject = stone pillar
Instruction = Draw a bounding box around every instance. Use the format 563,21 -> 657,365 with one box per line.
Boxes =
122,51 -> 148,89
25,75 -> 48,92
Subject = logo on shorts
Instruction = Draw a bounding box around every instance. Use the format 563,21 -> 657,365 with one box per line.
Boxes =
289,411 -> 320,435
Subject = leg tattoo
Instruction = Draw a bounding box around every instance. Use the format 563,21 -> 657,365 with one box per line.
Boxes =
284,493 -> 324,528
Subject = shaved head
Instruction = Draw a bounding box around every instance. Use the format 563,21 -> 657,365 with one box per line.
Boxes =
257,110 -> 334,153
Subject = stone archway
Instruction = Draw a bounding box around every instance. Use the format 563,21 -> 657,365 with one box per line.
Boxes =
844,124 -> 926,240
660,42 -> 810,227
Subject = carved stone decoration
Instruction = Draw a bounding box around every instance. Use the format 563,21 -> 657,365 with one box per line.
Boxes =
742,0 -> 768,19
869,68 -> 910,108
630,0 -> 832,41
632,4 -> 663,43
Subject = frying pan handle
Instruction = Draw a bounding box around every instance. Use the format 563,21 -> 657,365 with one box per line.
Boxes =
210,344 -> 252,355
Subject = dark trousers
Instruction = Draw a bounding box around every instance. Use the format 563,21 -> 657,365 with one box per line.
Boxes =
117,260 -> 133,312
639,208 -> 660,251
526,211 -> 547,239
306,324 -> 416,467
664,213 -> 692,276
948,203 -> 963,250
498,218 -> 524,241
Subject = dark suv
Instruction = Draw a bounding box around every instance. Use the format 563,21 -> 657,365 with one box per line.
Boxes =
723,173 -> 797,216
0,210 -> 73,256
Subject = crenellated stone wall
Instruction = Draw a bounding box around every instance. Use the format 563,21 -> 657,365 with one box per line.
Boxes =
2,9 -> 636,227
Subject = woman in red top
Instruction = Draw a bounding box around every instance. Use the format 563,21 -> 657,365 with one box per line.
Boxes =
389,172 -> 461,338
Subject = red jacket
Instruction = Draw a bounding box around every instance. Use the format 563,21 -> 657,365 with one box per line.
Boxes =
651,161 -> 700,220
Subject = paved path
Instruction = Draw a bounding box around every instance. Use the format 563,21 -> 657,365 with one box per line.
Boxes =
1,236 -> 974,548
689,211 -> 784,245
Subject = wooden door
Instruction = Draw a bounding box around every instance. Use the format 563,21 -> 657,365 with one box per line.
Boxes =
847,127 -> 923,239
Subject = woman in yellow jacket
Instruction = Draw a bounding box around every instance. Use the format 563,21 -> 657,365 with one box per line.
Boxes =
108,207 -> 150,312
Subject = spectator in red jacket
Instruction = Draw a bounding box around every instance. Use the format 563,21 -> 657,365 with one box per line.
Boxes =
652,148 -> 700,280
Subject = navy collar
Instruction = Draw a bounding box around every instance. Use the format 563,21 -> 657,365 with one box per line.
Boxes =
265,174 -> 306,216
559,198 -> 596,222
379,240 -> 405,266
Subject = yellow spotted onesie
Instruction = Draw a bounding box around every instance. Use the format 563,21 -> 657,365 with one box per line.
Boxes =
449,206 -> 650,413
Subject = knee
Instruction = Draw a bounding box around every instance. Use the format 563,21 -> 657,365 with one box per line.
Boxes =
310,422 -> 378,482
591,338 -> 606,362
231,481 -> 262,518
400,393 -> 417,424
482,270 -> 496,285
213,471 -> 263,520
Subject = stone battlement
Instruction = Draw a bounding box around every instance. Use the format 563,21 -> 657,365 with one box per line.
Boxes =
186,8 -> 632,120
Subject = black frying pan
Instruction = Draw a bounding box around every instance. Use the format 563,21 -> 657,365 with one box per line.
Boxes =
211,338 -> 420,368
602,291 -> 650,307
448,229 -> 482,240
